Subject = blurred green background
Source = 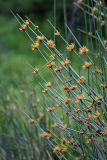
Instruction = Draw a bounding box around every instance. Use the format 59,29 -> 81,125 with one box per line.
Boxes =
0,0 -> 78,91
0,2 -> 78,159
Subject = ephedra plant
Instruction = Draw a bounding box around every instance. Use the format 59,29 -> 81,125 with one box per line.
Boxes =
13,0 -> 107,159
